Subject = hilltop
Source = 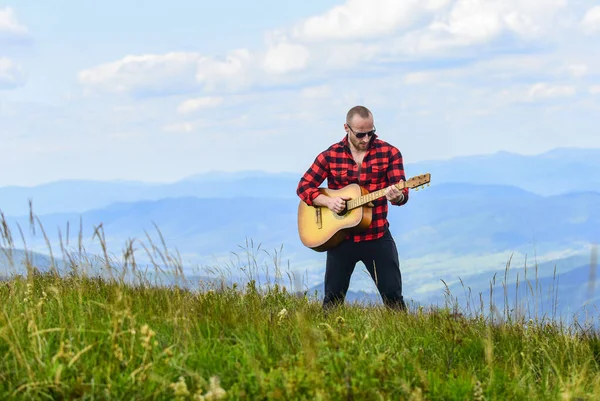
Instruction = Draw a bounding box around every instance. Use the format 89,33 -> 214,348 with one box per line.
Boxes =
1,270 -> 599,400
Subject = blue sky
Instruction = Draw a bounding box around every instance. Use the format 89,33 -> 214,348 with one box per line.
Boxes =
1,0 -> 599,186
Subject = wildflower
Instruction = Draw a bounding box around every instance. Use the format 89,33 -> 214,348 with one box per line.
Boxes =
113,344 -> 124,362
170,376 -> 190,398
140,324 -> 156,351
410,387 -> 424,401
277,308 -> 287,324
23,283 -> 33,307
473,380 -> 485,401
192,376 -> 227,401
204,376 -> 227,400
163,347 -> 174,364
37,291 -> 48,308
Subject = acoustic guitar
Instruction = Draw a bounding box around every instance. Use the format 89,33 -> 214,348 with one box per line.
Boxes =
297,173 -> 431,252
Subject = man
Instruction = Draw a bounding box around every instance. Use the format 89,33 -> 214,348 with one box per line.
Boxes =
296,105 -> 409,311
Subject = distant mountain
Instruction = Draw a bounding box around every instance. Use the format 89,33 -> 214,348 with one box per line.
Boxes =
0,173 -> 299,216
418,252 -> 600,325
406,147 -> 600,196
0,247 -> 233,294
0,248 -> 65,277
395,184 -> 600,256
180,170 -> 297,183
2,145 -> 600,323
2,147 -> 600,216
4,181 -> 599,287
0,180 -> 162,216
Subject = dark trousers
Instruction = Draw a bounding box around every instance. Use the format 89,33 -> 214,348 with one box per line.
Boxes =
323,228 -> 406,311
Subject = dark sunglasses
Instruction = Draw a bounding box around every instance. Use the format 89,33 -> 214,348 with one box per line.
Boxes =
348,125 -> 376,139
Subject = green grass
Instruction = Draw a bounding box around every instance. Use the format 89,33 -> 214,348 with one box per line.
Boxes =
1,269 -> 599,400
1,214 -> 600,400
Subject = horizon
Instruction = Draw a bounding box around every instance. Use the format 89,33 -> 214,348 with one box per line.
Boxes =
1,144 -> 599,188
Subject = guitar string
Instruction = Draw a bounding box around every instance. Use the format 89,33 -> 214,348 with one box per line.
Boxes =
346,179 -> 427,210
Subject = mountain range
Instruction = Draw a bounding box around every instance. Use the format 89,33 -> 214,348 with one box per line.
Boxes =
3,147 -> 600,217
1,147 -> 599,323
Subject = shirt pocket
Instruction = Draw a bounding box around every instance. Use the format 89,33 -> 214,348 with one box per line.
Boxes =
329,162 -> 351,186
368,161 -> 388,183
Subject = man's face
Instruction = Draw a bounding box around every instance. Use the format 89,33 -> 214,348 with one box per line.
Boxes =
345,115 -> 375,151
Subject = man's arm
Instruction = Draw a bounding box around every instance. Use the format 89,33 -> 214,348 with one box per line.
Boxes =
297,150 -> 353,214
387,147 -> 409,206
297,152 -> 329,207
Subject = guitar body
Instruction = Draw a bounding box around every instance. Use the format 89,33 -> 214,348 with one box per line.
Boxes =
297,183 -> 372,252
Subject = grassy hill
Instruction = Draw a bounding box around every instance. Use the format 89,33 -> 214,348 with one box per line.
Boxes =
1,218 -> 599,399
1,268 -> 599,400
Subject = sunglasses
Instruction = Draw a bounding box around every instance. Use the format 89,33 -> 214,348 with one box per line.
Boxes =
348,125 -> 376,139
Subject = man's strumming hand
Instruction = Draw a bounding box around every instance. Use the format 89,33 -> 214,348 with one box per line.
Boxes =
327,196 -> 350,214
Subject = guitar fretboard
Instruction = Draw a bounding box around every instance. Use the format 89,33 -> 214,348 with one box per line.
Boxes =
347,182 -> 406,210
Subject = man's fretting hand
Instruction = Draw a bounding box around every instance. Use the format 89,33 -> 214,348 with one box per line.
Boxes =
385,184 -> 405,204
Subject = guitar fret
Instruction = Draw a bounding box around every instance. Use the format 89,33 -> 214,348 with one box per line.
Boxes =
345,177 -> 428,210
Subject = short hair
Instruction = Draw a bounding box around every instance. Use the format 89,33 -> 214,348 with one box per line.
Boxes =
346,105 -> 372,125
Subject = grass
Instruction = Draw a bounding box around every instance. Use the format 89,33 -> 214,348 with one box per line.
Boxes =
1,212 -> 600,400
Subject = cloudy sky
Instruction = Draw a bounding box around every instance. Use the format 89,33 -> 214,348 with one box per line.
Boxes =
1,0 -> 599,186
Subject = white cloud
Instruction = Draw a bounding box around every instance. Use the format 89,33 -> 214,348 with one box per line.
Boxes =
75,0 -> 585,102
78,49 -> 260,96
266,0 -> 574,73
78,52 -> 203,95
527,83 -> 576,101
393,0 -> 568,55
163,122 -> 194,133
320,42 -> 383,69
177,96 -> 223,114
262,39 -> 310,74
195,49 -> 254,91
582,6 -> 600,34
590,86 -> 600,95
567,64 -> 588,78
0,7 -> 29,42
0,57 -> 26,89
290,0 -> 452,42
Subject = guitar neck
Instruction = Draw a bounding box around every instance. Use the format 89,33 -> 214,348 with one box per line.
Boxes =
348,182 -> 406,210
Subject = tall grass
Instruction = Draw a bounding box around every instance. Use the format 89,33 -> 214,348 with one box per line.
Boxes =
1,209 -> 599,400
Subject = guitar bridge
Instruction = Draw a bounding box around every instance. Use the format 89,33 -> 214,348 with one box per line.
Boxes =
315,207 -> 322,229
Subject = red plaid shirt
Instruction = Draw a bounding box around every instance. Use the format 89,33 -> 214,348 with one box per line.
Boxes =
297,134 -> 409,243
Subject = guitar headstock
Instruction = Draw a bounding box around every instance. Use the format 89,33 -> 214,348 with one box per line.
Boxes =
406,173 -> 431,191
